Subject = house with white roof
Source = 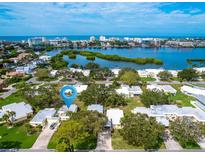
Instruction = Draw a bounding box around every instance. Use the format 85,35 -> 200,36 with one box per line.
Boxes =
57,104 -> 78,121
106,108 -> 124,129
73,84 -> 88,93
30,108 -> 57,126
39,55 -> 51,61
168,70 -> 179,77
1,102 -> 33,123
132,105 -> 205,127
147,84 -> 177,94
194,67 -> 205,73
181,85 -> 205,97
70,68 -> 90,77
138,69 -> 164,78
116,85 -> 142,97
111,69 -> 121,77
50,70 -> 58,77
87,104 -> 104,113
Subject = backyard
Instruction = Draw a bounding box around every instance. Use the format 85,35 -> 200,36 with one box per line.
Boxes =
111,129 -> 165,150
170,85 -> 195,107
0,124 -> 39,149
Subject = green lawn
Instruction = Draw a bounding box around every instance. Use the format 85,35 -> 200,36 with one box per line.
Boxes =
112,130 -> 165,150
178,140 -> 201,149
0,90 -> 26,108
112,130 -> 143,150
140,77 -> 156,82
119,97 -> 144,114
0,124 -> 39,149
170,85 -> 195,107
47,136 -> 56,149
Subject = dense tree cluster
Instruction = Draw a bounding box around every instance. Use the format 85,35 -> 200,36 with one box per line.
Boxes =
22,84 -> 62,110
78,83 -> 126,106
140,89 -> 171,107
157,71 -> 173,81
89,67 -> 114,80
177,68 -> 199,81
118,68 -> 140,86
170,117 -> 203,148
120,113 -> 165,151
35,68 -> 50,81
53,111 -> 107,151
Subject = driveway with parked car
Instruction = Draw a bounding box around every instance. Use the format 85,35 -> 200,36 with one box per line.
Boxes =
31,123 -> 59,150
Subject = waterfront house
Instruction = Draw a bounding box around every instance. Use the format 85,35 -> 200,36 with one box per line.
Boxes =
111,69 -> 121,77
39,55 -> 51,61
70,68 -> 90,77
1,102 -> 33,123
106,108 -> 124,129
87,104 -> 104,114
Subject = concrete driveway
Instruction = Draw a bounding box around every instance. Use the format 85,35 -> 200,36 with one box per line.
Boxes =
163,129 -> 183,151
95,130 -> 112,151
31,123 -> 59,150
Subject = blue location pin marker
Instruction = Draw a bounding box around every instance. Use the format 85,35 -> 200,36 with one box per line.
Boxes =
60,85 -> 77,108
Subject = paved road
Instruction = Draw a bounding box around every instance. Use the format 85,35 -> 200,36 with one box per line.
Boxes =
163,129 -> 183,151
95,130 -> 112,151
31,123 -> 59,150
0,85 -> 17,99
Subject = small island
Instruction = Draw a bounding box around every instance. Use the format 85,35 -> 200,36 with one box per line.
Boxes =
51,50 -> 163,69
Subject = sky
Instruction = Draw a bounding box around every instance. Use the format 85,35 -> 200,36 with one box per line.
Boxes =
0,2 -> 205,37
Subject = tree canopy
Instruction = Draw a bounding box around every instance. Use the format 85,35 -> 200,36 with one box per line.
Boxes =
120,113 -> 165,151
78,83 -> 126,107
140,89 -> 171,107
53,111 -> 107,151
35,68 -> 49,80
23,84 -> 62,110
177,68 -> 199,81
170,117 -> 203,148
118,68 -> 140,86
157,71 -> 173,81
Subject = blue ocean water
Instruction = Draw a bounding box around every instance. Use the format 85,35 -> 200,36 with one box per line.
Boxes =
46,47 -> 205,70
1,35 -> 204,41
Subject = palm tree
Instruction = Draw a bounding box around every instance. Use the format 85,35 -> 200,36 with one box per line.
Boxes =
2,114 -> 10,124
3,111 -> 16,126
7,111 -> 16,123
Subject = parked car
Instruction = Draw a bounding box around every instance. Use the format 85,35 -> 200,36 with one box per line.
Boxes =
50,123 -> 57,130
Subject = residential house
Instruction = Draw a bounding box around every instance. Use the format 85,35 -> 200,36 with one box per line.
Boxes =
87,104 -> 104,113
132,105 -> 205,127
111,69 -> 121,77
73,84 -> 88,93
30,108 -> 56,126
116,85 -> 142,97
1,102 -> 33,123
106,108 -> 124,129
147,84 -> 177,94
